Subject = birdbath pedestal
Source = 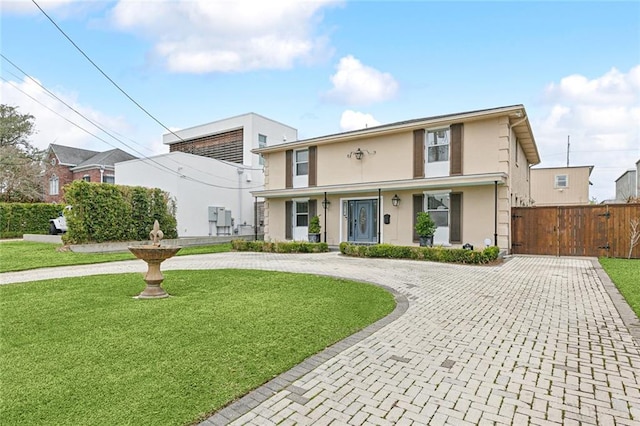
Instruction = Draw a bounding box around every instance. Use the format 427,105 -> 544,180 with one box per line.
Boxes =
128,221 -> 181,299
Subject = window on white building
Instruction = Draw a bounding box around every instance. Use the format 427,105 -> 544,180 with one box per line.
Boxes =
258,134 -> 267,165
49,175 -> 59,195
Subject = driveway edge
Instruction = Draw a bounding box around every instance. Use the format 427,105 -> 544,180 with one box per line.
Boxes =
199,283 -> 410,426
592,258 -> 640,346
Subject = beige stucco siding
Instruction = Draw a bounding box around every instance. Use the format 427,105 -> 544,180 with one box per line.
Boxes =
317,133 -> 413,185
266,151 -> 286,190
531,167 -> 591,206
463,119 -> 501,175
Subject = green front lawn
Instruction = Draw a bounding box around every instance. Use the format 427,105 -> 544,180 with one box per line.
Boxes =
0,241 -> 231,273
0,269 -> 395,426
600,257 -> 640,318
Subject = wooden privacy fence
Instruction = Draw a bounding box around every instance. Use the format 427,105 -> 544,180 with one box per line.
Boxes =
511,204 -> 640,258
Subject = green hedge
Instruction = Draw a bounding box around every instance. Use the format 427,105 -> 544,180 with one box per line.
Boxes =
231,240 -> 329,253
339,242 -> 501,264
62,180 -> 177,244
0,203 -> 66,238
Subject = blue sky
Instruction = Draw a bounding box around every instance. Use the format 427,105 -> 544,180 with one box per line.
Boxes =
2,0 -> 639,202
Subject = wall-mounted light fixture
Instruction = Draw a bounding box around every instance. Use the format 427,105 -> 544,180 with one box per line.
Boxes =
391,194 -> 401,207
347,148 -> 376,160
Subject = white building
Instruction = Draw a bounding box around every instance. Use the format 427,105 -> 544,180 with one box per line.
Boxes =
116,113 -> 298,237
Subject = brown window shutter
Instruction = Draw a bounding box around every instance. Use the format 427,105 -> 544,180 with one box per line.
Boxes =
413,129 -> 425,178
308,146 -> 317,187
450,192 -> 462,243
285,150 -> 293,189
450,123 -> 463,175
285,201 -> 293,239
309,199 -> 317,220
412,194 -> 424,242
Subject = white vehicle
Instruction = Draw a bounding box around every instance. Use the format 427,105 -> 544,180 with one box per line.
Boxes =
49,206 -> 71,234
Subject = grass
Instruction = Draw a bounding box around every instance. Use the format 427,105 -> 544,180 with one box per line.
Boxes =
0,269 -> 395,426
0,241 -> 232,273
600,257 -> 640,318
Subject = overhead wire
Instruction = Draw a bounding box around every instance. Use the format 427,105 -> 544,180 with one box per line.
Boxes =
0,55 -> 260,186
27,0 -> 266,189
1,75 -> 265,190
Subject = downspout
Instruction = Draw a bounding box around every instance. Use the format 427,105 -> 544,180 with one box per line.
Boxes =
254,196 -> 258,241
323,191 -> 328,243
494,180 -> 498,247
378,188 -> 381,244
237,168 -> 243,231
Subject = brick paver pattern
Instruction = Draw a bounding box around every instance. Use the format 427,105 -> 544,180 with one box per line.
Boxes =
2,253 -> 639,425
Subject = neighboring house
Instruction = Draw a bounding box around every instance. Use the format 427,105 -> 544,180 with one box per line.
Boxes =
116,152 -> 262,237
117,113 -> 298,237
43,143 -> 137,203
253,104 -> 540,252
615,164 -> 639,202
163,112 -> 298,168
530,166 -> 593,206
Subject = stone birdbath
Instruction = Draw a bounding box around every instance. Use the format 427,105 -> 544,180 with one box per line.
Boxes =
128,220 -> 181,299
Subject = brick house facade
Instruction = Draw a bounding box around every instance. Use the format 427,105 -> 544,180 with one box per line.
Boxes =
43,144 -> 137,203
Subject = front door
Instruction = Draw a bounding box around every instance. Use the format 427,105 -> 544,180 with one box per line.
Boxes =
348,200 -> 377,243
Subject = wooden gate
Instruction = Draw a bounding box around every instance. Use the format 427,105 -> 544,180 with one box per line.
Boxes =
511,204 -> 640,258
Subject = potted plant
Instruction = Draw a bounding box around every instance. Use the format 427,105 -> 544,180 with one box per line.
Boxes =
415,212 -> 437,247
308,215 -> 321,243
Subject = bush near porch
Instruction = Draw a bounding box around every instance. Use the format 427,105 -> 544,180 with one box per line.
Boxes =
232,240 -> 329,253
340,242 -> 500,265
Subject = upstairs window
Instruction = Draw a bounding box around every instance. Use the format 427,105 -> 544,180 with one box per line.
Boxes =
103,175 -> 115,184
427,128 -> 449,163
49,175 -> 59,195
555,174 -> 568,188
258,134 -> 267,165
83,175 -> 91,182
295,149 -> 308,176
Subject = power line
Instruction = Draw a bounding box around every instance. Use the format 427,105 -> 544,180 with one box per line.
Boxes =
1,76 -> 264,190
30,0 -> 192,148
23,3 -> 266,189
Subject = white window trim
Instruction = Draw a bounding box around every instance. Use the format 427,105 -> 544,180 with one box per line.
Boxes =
555,174 -> 569,189
426,127 -> 451,163
49,175 -> 59,196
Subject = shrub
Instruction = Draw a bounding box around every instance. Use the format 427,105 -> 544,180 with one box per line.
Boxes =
339,243 -> 501,265
0,203 -> 66,238
62,180 -> 177,244
415,212 -> 437,237
232,240 -> 329,253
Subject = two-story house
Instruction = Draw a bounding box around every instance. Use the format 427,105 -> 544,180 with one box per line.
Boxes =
253,105 -> 540,252
44,143 -> 137,203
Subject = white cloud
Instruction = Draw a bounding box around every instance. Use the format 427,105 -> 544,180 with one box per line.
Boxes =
1,0 -> 108,18
109,0 -> 340,73
534,65 -> 640,202
325,55 -> 398,105
0,76 -> 153,156
339,110 -> 380,132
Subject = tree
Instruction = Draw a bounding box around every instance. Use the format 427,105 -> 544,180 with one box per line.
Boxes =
0,105 -> 44,202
